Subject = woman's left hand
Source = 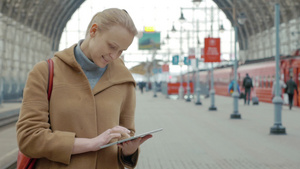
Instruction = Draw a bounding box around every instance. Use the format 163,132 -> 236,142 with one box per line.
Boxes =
118,134 -> 152,156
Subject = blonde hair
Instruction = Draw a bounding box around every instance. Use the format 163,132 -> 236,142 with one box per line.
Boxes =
85,8 -> 138,37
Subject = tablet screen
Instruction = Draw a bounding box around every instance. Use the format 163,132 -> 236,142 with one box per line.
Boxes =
100,128 -> 163,149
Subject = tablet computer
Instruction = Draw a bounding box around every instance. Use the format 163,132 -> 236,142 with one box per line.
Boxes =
100,128 -> 163,149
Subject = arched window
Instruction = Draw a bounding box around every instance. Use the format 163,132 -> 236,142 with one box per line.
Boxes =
259,76 -> 262,87
255,76 -> 259,87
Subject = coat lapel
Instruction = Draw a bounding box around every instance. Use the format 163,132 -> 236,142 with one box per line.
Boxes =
92,58 -> 136,95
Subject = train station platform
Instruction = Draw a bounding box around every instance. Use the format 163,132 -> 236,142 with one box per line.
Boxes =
134,91 -> 300,169
0,102 -> 21,169
1,91 -> 300,169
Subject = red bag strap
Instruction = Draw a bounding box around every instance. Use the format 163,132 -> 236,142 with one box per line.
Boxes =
16,59 -> 54,169
47,59 -> 54,100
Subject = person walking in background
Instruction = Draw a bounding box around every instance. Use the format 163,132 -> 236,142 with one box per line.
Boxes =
285,76 -> 299,110
272,77 -> 286,99
16,8 -> 152,169
138,81 -> 145,94
228,79 -> 240,96
242,73 -> 253,105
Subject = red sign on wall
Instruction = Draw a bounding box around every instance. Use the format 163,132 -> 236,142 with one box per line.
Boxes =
188,48 -> 195,59
162,64 -> 169,72
201,48 -> 204,59
204,38 -> 221,62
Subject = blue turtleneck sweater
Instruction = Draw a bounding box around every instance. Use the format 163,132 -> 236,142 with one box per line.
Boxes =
74,40 -> 107,89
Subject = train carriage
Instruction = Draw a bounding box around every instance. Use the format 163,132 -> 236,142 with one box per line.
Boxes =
179,55 -> 300,108
281,57 -> 300,107
213,67 -> 233,96
238,61 -> 276,103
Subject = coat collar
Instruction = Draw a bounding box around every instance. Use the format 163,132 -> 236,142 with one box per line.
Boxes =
92,58 -> 136,95
54,44 -> 136,95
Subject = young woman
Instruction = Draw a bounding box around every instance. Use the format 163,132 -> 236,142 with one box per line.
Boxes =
17,8 -> 151,169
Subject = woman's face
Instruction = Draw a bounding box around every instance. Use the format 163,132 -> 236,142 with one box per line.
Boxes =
87,24 -> 134,68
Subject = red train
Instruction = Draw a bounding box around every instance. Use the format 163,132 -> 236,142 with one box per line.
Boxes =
182,54 -> 300,107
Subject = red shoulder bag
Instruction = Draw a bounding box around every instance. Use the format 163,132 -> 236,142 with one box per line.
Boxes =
17,59 -> 54,169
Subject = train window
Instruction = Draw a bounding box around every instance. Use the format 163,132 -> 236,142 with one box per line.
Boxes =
264,76 -> 267,88
268,76 -> 271,88
271,75 -> 275,88
240,78 -> 243,87
298,74 -> 300,88
289,68 -> 293,78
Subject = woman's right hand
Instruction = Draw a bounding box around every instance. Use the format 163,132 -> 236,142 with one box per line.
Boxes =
72,126 -> 131,154
90,126 -> 131,151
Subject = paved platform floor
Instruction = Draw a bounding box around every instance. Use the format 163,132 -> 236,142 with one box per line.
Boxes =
134,91 -> 300,169
0,103 -> 21,114
1,92 -> 300,169
0,103 -> 21,169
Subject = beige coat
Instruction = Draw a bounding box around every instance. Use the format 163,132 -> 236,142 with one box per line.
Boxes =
16,44 -> 138,169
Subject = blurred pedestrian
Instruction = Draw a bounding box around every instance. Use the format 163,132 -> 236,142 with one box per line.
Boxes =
272,78 -> 286,99
228,80 -> 240,96
16,8 -> 151,169
242,73 -> 253,105
285,76 -> 299,110
138,81 -> 145,94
